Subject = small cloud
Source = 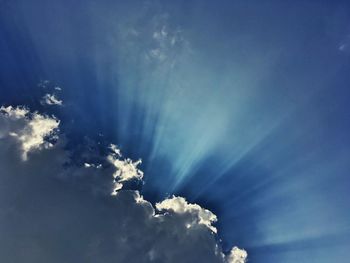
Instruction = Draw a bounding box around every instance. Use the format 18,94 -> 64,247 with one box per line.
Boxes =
107,144 -> 143,193
109,143 -> 121,157
148,48 -> 167,61
84,162 -> 92,168
37,79 -> 50,88
153,26 -> 168,41
339,43 -> 347,51
226,247 -> 248,263
338,33 -> 350,54
84,162 -> 102,169
128,28 -> 139,37
41,94 -> 63,106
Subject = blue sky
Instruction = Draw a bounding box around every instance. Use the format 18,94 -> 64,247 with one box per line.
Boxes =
1,0 -> 350,262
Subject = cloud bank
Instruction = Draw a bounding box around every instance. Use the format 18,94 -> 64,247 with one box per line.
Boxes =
0,104 -> 247,263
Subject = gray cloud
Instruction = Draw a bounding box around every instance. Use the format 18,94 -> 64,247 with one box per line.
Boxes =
0,105 -> 246,263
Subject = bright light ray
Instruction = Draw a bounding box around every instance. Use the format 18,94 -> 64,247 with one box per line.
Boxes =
3,1 -> 350,261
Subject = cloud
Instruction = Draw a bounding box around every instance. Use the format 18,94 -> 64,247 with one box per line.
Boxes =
146,24 -> 186,63
41,93 -> 63,106
108,144 -> 144,194
84,162 -> 102,169
156,195 -> 218,233
119,13 -> 187,66
0,105 -> 59,160
0,105 -> 29,119
337,31 -> 350,54
37,79 -> 50,88
0,104 -> 247,263
226,247 -> 248,263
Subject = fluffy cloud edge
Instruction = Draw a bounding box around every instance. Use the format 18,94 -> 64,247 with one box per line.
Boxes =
108,145 -> 247,262
156,195 -> 218,233
108,143 -> 144,194
0,105 -> 60,160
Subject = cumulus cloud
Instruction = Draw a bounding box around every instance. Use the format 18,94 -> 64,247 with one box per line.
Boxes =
41,93 -> 63,106
226,247 -> 248,263
0,105 -> 59,160
0,104 -> 246,263
156,196 -> 218,233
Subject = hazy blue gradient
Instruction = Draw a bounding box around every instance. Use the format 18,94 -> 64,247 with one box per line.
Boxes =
1,0 -> 350,262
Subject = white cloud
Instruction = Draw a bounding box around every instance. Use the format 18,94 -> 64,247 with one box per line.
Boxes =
108,144 -> 143,193
84,162 -> 92,168
226,247 -> 248,263
0,105 -> 29,119
156,195 -> 218,233
84,162 -> 102,169
0,105 -> 59,160
41,93 -> 63,106
110,143 -> 122,157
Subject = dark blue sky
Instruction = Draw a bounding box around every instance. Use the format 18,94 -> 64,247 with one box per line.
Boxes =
1,0 -> 350,262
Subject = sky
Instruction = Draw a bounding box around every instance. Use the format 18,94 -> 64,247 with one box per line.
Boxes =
0,0 -> 350,262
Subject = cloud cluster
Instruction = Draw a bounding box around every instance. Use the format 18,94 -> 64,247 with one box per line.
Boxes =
0,105 -> 59,160
0,104 -> 247,263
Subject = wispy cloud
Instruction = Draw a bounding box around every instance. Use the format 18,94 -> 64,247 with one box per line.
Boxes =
41,93 -> 63,106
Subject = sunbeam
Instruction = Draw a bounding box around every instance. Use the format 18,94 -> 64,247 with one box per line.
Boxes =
1,0 -> 350,262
